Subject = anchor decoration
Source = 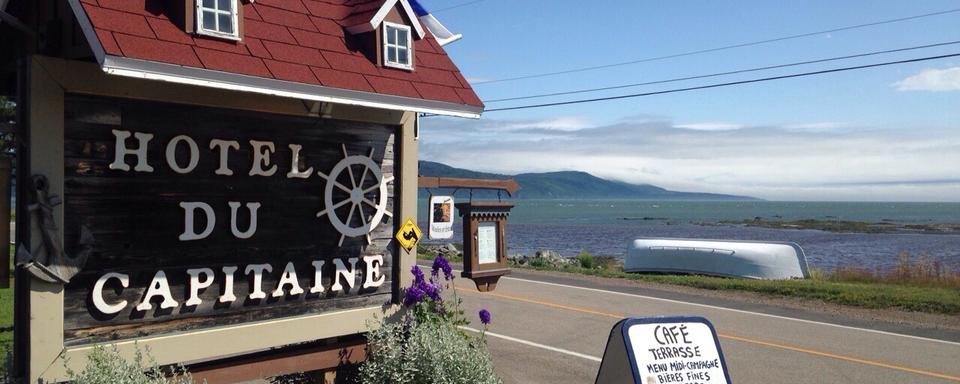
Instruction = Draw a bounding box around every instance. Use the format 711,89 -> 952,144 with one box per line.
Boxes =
15,175 -> 94,284
316,144 -> 394,246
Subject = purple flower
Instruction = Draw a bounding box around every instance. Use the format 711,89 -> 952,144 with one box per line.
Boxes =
479,309 -> 491,325
403,285 -> 425,307
411,265 -> 425,284
405,265 -> 445,306
425,280 -> 443,302
432,256 -> 455,281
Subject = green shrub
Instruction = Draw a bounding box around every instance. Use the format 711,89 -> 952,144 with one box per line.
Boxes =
528,256 -> 549,268
576,252 -> 594,269
65,344 -> 197,384
0,96 -> 16,155
0,347 -> 11,384
359,318 -> 499,384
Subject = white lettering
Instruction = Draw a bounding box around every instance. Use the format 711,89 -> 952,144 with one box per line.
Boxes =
331,258 -> 358,292
109,130 -> 154,172
228,202 -> 261,239
220,266 -> 238,303
185,268 -> 215,306
362,255 -> 386,289
91,258 -> 388,312
179,202 -> 216,241
165,135 -> 200,174
92,272 -> 129,315
249,140 -> 277,176
210,139 -> 240,176
272,262 -> 304,297
286,144 -> 314,179
136,271 -> 178,311
310,260 -> 326,293
245,264 -> 273,299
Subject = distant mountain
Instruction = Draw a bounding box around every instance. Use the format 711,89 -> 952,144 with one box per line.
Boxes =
418,161 -> 758,200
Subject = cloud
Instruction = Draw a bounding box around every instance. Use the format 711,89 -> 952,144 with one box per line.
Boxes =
500,117 -> 592,131
464,77 -> 489,84
419,116 -> 960,202
782,122 -> 852,132
673,122 -> 743,131
892,67 -> 960,91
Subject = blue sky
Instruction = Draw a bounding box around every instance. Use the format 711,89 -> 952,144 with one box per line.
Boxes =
417,0 -> 960,201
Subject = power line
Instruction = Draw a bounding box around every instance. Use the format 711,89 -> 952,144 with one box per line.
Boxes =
431,0 -> 486,13
485,40 -> 960,103
482,52 -> 960,112
473,8 -> 960,85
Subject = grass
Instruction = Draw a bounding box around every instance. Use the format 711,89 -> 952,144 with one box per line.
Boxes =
512,263 -> 960,315
1,246 -> 13,370
0,281 -> 11,374
418,246 -> 960,315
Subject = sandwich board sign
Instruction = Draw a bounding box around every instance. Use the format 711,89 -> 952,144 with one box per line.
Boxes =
595,317 -> 732,384
428,195 -> 455,239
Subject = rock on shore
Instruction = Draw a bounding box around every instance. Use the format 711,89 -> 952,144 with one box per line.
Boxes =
508,250 -> 578,267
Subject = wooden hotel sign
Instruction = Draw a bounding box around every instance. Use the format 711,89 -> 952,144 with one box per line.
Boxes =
60,95 -> 398,344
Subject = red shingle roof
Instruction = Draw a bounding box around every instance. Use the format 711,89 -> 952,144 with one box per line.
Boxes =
74,0 -> 484,113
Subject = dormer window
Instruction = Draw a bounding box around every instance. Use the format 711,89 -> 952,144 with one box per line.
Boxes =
197,0 -> 240,40
383,22 -> 413,70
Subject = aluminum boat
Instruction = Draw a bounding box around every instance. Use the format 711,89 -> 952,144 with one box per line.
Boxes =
625,238 -> 810,279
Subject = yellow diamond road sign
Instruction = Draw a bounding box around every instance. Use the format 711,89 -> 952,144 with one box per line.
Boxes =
396,218 -> 423,252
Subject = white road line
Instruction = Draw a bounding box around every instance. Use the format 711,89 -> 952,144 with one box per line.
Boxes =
497,275 -> 960,347
458,326 -> 602,362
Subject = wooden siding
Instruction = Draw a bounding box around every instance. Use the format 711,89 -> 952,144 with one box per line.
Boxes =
62,94 -> 398,345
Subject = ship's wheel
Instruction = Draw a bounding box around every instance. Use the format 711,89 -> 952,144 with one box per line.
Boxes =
317,144 -> 394,245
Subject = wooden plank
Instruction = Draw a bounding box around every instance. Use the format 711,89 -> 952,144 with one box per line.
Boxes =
62,94 -> 400,344
188,336 -> 367,383
418,176 -> 520,196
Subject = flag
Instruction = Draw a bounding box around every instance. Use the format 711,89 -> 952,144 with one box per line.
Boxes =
408,0 -> 463,46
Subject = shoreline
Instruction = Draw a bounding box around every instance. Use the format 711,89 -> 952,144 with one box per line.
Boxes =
714,218 -> 960,235
420,217 -> 960,273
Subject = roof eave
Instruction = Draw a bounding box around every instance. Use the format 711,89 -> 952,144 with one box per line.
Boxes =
436,34 -> 462,46
353,0 -> 425,38
345,22 -> 376,35
68,0 -> 106,65
102,55 -> 483,119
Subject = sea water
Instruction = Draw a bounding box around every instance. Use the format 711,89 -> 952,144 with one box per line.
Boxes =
417,200 -> 960,272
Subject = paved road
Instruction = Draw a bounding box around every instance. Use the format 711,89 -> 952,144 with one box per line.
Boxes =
442,268 -> 960,384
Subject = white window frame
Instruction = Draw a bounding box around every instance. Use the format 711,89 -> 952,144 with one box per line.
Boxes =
383,22 -> 413,70
196,0 -> 241,41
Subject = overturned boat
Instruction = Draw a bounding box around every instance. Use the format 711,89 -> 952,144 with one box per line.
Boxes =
625,238 -> 810,279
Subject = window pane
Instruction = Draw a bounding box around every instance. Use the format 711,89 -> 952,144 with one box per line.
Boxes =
218,13 -> 234,34
398,30 -> 408,47
202,0 -> 215,9
386,27 -> 397,44
398,48 -> 408,65
217,0 -> 232,12
202,11 -> 217,30
387,47 -> 397,63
